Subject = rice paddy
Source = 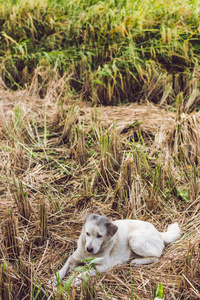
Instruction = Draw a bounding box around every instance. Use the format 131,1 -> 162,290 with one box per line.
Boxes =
0,0 -> 200,299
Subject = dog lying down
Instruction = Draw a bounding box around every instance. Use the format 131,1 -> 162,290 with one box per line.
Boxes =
52,214 -> 181,285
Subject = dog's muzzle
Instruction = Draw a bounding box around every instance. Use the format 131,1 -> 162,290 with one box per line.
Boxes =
86,246 -> 94,253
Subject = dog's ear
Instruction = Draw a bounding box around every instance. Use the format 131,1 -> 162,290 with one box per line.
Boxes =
106,221 -> 118,237
81,213 -> 90,222
81,213 -> 99,222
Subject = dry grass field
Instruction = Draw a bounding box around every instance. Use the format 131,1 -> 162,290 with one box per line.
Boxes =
1,0 -> 200,299
0,84 -> 200,299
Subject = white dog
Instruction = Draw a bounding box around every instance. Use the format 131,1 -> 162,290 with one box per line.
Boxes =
53,214 -> 181,283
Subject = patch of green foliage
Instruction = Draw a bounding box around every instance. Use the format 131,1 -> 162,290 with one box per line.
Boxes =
0,0 -> 200,104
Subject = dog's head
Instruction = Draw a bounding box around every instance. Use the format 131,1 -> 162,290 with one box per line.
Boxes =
82,214 -> 118,255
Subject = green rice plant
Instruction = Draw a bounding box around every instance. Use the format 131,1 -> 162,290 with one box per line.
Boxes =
1,0 -> 200,105
177,187 -> 189,202
32,278 -> 42,300
82,175 -> 93,200
154,282 -> 164,300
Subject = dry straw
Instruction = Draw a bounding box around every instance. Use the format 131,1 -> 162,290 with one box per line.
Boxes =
0,87 -> 200,299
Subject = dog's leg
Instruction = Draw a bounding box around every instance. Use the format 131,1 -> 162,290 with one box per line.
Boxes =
72,269 -> 97,287
130,257 -> 158,265
128,233 -> 164,265
50,255 -> 79,286
58,255 -> 78,279
72,263 -> 108,287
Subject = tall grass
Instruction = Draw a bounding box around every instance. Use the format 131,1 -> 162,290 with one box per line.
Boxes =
0,0 -> 200,106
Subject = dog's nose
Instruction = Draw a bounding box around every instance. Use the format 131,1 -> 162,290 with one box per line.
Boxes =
86,246 -> 93,253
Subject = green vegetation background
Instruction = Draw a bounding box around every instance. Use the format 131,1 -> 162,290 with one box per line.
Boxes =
1,0 -> 200,106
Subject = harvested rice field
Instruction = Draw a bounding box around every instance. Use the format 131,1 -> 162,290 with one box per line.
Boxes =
0,0 -> 200,299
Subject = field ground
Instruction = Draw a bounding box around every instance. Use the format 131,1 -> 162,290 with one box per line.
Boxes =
0,0 -> 200,299
0,87 -> 200,299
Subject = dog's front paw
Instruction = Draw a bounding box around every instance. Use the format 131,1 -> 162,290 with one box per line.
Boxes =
72,275 -> 82,287
71,269 -> 96,288
48,276 -> 57,287
49,273 -> 63,287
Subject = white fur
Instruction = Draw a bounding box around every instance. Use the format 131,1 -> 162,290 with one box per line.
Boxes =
52,215 -> 181,285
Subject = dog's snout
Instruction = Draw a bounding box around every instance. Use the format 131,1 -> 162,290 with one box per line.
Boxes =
86,246 -> 94,253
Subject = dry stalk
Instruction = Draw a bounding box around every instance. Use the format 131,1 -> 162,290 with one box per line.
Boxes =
0,280 -> 13,300
13,177 -> 33,224
173,112 -> 200,165
95,129 -> 123,190
39,196 -> 48,243
74,127 -> 87,165
59,106 -> 79,145
2,210 -> 20,259
112,156 -> 134,209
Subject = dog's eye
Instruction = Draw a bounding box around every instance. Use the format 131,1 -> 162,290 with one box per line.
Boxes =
86,232 -> 90,236
97,233 -> 102,238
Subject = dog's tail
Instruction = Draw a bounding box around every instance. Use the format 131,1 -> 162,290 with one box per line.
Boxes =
160,222 -> 182,244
